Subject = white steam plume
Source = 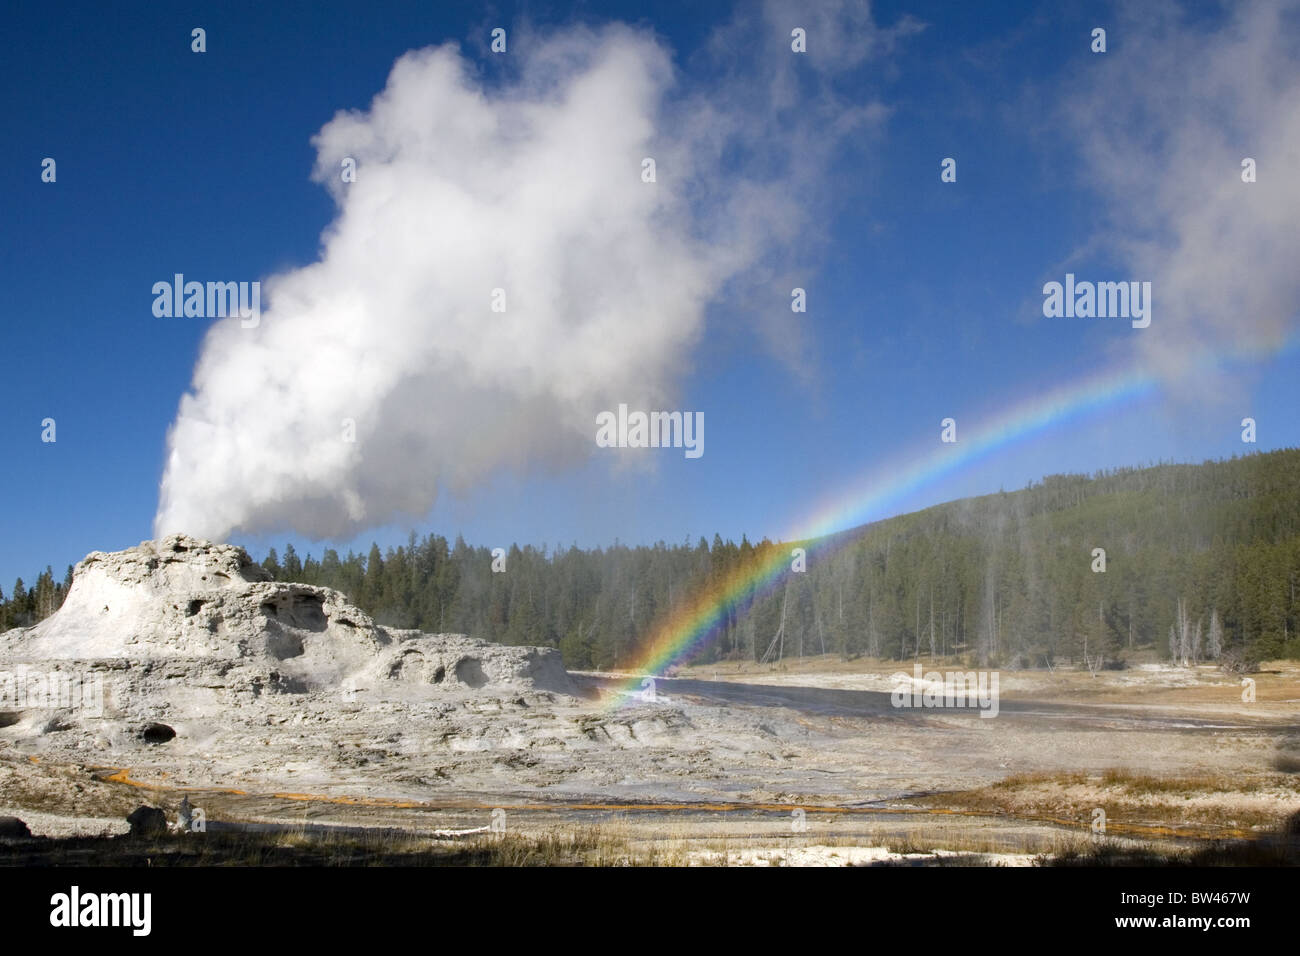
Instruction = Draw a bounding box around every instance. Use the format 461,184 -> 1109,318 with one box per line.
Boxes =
1060,1 -> 1300,378
155,7 -> 903,542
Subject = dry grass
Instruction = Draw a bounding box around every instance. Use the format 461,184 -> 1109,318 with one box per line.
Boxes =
4,806 -> 1294,867
1096,768 -> 1267,796
1044,834 -> 1300,867
0,824 -> 653,867
921,767 -> 1300,837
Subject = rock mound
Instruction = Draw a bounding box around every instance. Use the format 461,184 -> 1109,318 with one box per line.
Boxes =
1,534 -> 575,697
0,816 -> 32,838
126,805 -> 167,837
0,537 -> 675,807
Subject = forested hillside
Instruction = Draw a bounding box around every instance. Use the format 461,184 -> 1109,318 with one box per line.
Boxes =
5,450 -> 1298,669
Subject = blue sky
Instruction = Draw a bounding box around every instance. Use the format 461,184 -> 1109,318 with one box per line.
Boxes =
2,0 -> 1298,588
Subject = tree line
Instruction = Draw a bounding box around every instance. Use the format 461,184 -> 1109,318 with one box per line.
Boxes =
0,565 -> 72,632
5,450 -> 1299,670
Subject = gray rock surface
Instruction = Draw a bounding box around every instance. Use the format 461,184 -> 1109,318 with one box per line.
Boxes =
0,535 -> 852,812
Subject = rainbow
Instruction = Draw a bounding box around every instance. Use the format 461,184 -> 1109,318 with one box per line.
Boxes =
606,335 -> 1298,707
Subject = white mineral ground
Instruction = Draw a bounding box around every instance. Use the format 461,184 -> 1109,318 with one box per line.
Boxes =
1,535 -> 1297,862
